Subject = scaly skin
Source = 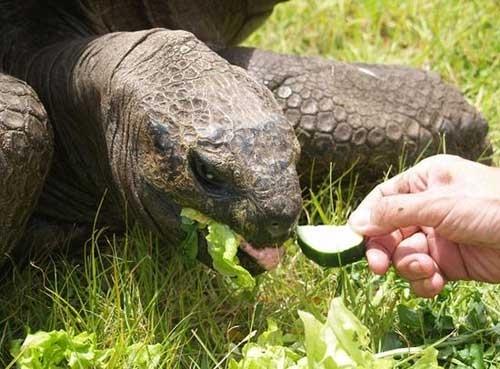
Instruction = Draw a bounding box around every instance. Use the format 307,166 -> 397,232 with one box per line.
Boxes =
2,7 -> 302,270
0,74 -> 53,263
0,0 -> 491,274
221,47 -> 490,183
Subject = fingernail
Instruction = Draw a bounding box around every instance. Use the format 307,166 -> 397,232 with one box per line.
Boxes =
349,208 -> 371,231
409,261 -> 422,275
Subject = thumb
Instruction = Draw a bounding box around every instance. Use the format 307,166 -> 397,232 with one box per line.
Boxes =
349,192 -> 454,236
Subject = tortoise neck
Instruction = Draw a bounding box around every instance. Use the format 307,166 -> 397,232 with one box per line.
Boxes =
23,38 -> 127,224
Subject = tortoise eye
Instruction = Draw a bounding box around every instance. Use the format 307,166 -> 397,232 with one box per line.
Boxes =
189,152 -> 227,194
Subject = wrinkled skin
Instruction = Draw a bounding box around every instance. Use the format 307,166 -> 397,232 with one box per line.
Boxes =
221,48 -> 490,183
0,0 -> 490,273
0,75 -> 53,265
348,155 -> 500,298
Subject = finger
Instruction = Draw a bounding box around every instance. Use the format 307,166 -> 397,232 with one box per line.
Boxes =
393,233 -> 436,280
349,173 -> 411,233
393,232 -> 429,261
424,228 -> 468,281
371,194 -> 500,244
365,227 -> 420,275
366,231 -> 402,275
395,253 -> 436,281
360,191 -> 455,236
400,226 -> 421,239
349,160 -> 434,234
410,273 -> 446,298
366,246 -> 391,275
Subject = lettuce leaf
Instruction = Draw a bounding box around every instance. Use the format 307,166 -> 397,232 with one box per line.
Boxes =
10,330 -> 107,369
206,222 -> 256,289
231,298 -> 444,369
300,298 -> 392,369
408,347 -> 442,369
126,343 -> 163,369
181,208 -> 256,290
10,330 -> 162,369
228,320 -> 307,369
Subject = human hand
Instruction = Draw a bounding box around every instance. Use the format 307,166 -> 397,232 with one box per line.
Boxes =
348,154 -> 500,297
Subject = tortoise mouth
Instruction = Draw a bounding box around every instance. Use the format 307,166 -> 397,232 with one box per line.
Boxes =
238,241 -> 284,271
196,230 -> 285,275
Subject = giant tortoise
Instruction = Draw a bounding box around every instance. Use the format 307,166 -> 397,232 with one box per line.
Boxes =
0,0 -> 489,273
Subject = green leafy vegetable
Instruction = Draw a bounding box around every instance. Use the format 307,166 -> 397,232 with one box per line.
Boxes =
230,298 -> 445,369
126,343 -> 163,369
181,208 -> 256,290
10,330 -> 162,369
228,320 -> 307,369
299,298 -> 392,369
205,222 -> 255,289
180,213 -> 200,263
10,330 -> 107,369
409,347 -> 442,369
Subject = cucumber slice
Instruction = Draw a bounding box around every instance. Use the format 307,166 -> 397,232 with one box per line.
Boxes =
296,225 -> 365,267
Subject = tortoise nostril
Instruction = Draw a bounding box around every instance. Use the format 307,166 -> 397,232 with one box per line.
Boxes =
267,221 -> 291,240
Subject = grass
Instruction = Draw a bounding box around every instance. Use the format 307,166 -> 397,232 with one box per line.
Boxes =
1,0 -> 499,368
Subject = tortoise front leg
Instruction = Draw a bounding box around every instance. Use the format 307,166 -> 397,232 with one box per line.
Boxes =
0,74 -> 53,265
221,47 -> 490,184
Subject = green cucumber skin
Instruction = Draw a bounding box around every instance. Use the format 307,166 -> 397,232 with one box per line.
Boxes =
297,238 -> 365,267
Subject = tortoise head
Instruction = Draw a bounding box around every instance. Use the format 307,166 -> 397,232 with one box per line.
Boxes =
116,32 -> 302,272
